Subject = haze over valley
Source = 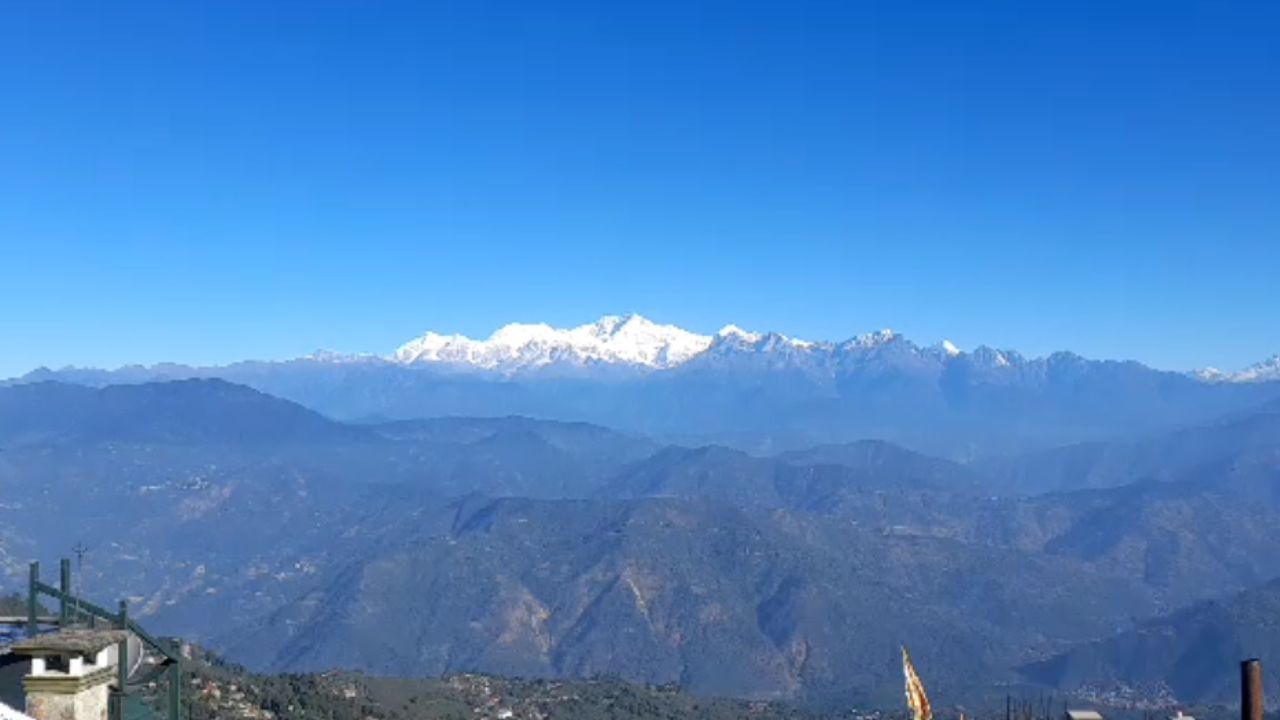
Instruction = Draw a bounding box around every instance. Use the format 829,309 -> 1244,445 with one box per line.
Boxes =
3,319 -> 1280,707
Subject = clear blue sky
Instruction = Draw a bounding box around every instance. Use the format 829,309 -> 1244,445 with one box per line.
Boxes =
2,1 -> 1277,377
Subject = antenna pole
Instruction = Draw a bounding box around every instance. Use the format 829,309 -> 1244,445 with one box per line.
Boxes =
72,541 -> 90,623
27,561 -> 39,638
59,558 -> 71,627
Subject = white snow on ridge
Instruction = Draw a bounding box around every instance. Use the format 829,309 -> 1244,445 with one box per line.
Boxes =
707,325 -> 820,354
844,328 -> 899,349
1192,367 -> 1227,382
1193,354 -> 1280,383
925,340 -> 962,358
303,349 -> 385,364
716,324 -> 762,344
394,314 -> 714,371
395,314 -> 833,372
1234,355 -> 1280,382
390,315 -> 1014,374
389,314 -> 1109,375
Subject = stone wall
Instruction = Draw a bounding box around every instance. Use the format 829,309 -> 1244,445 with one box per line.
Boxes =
22,672 -> 111,720
24,684 -> 107,720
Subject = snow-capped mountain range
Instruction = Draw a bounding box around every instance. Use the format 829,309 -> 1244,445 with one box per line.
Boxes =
389,313 -> 962,375
9,313 -> 1279,458
394,314 -> 714,370
386,313 -> 1275,382
1193,355 -> 1280,384
7,313 -> 1275,385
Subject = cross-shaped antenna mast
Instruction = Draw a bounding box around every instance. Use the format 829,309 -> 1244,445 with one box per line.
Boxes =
71,541 -> 89,620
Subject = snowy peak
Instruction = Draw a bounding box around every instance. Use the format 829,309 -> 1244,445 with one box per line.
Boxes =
394,314 -> 713,371
716,324 -> 762,344
303,349 -> 384,364
1192,366 -> 1224,382
969,345 -> 1024,368
394,315 -> 839,373
581,314 -> 712,366
1233,354 -> 1280,382
918,340 -> 962,361
390,315 -> 1091,376
710,325 -> 817,352
841,328 -> 900,350
1193,354 -> 1280,384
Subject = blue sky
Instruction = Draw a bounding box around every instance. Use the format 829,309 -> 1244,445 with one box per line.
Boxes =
1,1 -> 1277,377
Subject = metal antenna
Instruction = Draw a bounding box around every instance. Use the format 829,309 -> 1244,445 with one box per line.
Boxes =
72,541 -> 89,623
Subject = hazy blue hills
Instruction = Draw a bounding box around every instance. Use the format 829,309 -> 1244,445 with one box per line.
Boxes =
978,405 -> 1280,493
0,378 -> 368,447
1024,578 -> 1280,704
597,444 -> 982,518
207,495 -> 1165,706
778,439 -> 981,490
1,378 -> 1279,705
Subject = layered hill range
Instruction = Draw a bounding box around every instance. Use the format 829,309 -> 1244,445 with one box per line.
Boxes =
14,315 -> 1280,457
2,378 -> 1280,707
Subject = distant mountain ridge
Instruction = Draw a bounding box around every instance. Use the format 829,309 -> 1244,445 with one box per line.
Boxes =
13,313 -> 1275,380
978,406 -> 1280,494
1194,354 -> 1280,384
8,315 -> 1280,457
0,379 -> 367,446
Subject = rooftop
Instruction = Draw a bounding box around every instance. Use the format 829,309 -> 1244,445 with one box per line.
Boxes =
9,630 -> 127,656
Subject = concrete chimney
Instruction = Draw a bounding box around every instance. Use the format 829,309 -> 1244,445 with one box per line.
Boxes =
9,629 -> 127,720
